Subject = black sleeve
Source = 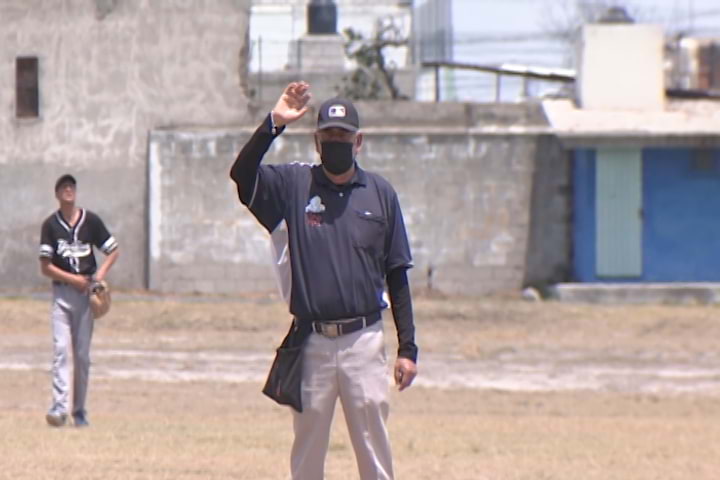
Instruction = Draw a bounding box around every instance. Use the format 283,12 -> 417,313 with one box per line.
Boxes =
39,218 -> 54,259
384,191 -> 413,271
387,266 -> 418,363
89,213 -> 118,254
230,113 -> 284,205
229,113 -> 287,232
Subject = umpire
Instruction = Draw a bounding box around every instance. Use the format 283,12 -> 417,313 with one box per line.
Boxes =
230,82 -> 418,480
39,174 -> 119,427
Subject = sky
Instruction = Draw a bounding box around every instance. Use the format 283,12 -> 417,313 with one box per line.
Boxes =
453,0 -> 720,64
447,0 -> 720,101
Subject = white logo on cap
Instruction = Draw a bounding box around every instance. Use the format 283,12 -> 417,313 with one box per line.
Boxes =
328,105 -> 346,118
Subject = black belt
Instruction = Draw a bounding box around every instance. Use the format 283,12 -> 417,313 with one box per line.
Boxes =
311,312 -> 382,338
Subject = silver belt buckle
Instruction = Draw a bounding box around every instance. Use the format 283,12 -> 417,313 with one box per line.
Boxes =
320,323 -> 341,338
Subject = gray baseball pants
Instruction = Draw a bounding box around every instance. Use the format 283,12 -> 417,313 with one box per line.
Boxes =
290,320 -> 394,480
49,283 -> 94,417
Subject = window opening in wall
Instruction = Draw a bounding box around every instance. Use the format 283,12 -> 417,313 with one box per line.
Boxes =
16,57 -> 39,119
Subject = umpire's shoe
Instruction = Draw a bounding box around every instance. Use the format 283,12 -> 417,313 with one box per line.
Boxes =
45,409 -> 67,427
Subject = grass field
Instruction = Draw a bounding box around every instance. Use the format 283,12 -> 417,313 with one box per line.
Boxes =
2,294 -> 720,479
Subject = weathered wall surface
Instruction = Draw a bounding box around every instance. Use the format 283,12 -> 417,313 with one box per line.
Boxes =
523,135 -> 573,292
0,2 -> 574,296
148,101 -> 568,296
247,68 -> 418,108
0,0 -> 250,290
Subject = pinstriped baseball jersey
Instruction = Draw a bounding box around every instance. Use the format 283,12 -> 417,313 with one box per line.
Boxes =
39,208 -> 118,275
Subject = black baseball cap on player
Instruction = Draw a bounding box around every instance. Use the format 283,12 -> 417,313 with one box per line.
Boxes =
54,174 -> 77,191
317,97 -> 360,132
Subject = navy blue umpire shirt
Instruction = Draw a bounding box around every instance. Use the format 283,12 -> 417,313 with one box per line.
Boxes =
230,113 -> 418,362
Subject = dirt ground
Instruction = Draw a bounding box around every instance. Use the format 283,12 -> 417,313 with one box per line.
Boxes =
2,292 -> 720,479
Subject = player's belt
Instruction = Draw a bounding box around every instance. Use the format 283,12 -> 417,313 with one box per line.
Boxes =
312,312 -> 382,338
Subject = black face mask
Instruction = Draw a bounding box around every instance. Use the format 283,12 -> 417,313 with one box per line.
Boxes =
320,141 -> 354,175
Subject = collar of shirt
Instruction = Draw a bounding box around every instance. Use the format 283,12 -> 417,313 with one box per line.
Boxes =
312,163 -> 367,191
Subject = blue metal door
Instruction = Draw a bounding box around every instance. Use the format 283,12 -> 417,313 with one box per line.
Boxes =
573,147 -> 720,282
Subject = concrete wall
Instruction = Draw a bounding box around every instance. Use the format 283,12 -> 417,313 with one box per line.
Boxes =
148,101 -> 569,296
0,1 -> 575,296
0,0 -> 251,291
523,135 -> 573,292
249,0 -> 413,73
577,24 -> 665,111
247,67 -> 418,107
248,0 -> 417,103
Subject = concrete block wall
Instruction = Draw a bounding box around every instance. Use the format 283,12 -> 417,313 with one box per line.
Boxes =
247,68 -> 418,107
523,135 -> 573,292
148,102 -> 567,296
0,0 -> 251,291
0,0 -> 573,296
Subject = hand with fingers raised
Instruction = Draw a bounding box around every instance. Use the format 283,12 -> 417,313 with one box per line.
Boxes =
271,82 -> 312,128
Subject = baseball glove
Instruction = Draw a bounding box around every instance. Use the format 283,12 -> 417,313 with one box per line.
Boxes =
89,280 -> 111,319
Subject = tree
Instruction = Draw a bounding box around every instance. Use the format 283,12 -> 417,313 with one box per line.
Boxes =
337,16 -> 409,100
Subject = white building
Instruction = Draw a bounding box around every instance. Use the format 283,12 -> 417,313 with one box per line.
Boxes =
249,0 -> 413,71
247,0 -> 417,102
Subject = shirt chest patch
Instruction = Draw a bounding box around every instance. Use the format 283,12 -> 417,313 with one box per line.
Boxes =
305,195 -> 326,226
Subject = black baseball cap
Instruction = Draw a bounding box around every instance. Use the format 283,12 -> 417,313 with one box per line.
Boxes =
54,174 -> 77,191
317,97 -> 359,132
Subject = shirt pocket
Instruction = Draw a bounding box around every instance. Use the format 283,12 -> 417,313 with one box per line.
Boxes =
352,210 -> 387,252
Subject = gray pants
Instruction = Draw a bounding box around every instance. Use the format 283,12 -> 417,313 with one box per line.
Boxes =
291,321 -> 393,480
49,283 -> 94,417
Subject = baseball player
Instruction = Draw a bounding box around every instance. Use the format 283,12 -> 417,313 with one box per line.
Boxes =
39,174 -> 119,427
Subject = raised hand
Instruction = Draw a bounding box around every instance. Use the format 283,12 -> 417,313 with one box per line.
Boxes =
271,82 -> 312,127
